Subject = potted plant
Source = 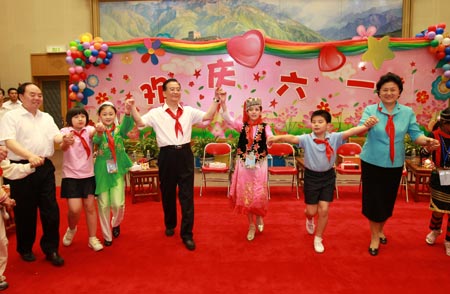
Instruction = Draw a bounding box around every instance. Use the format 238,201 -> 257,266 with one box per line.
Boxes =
404,134 -> 420,157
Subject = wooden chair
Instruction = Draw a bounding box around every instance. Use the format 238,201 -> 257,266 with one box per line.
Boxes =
267,143 -> 299,199
200,143 -> 232,197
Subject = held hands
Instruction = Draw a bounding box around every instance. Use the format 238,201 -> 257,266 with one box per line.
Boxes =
95,122 -> 106,133
363,116 -> 379,128
424,137 -> 440,151
124,98 -> 135,114
63,133 -> 75,146
27,155 -> 44,168
215,87 -> 227,105
266,136 -> 278,149
1,186 -> 15,209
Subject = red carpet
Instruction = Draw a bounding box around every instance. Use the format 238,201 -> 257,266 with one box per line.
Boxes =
3,186 -> 450,294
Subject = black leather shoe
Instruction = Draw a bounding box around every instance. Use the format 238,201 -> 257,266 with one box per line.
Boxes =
46,252 -> 64,266
368,247 -> 379,256
20,252 -> 36,262
165,228 -> 175,237
112,226 -> 120,238
183,239 -> 196,251
104,240 -> 113,246
379,237 -> 387,245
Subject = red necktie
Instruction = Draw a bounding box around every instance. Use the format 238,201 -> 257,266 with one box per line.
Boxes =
105,124 -> 117,162
71,129 -> 91,159
314,138 -> 334,162
0,167 -> 3,177
385,114 -> 395,163
166,107 -> 183,138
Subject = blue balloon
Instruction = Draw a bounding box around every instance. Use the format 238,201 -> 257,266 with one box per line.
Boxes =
445,47 -> 450,55
91,49 -> 99,57
103,58 -> 110,65
445,55 -> 450,63
106,51 -> 113,59
415,33 -> 424,38
72,85 -> 79,92
446,80 -> 450,89
437,28 -> 445,34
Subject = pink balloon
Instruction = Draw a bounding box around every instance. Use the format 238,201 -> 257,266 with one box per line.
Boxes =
444,70 -> 450,78
68,67 -> 75,74
75,66 -> 83,73
101,44 -> 108,51
89,56 -> 97,63
76,92 -> 84,101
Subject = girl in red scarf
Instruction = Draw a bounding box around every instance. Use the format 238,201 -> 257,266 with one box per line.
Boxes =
221,97 -> 273,241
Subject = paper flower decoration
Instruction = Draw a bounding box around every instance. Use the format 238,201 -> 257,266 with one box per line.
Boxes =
352,25 -> 377,40
137,39 -> 165,65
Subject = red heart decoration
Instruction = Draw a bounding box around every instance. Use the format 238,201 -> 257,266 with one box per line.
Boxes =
318,45 -> 346,72
275,61 -> 281,66
227,30 -> 265,68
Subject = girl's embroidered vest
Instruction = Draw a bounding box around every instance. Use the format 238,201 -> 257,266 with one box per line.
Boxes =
236,123 -> 268,163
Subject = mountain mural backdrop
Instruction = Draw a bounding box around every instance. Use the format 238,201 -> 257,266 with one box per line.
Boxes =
99,0 -> 403,41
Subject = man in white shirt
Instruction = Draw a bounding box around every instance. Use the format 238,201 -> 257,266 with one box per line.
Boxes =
130,78 -> 226,251
3,88 -> 21,110
0,83 -> 68,266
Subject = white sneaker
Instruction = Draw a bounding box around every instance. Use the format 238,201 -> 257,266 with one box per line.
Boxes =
88,237 -> 104,252
314,236 -> 325,253
62,227 -> 77,246
425,230 -> 442,245
306,218 -> 315,235
444,241 -> 450,256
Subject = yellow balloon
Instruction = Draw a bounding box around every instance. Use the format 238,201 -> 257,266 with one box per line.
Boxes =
79,33 -> 93,43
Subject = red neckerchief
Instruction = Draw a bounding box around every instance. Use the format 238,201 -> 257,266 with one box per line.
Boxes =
245,117 -> 263,150
378,104 -> 395,163
105,124 -> 117,162
166,107 -> 184,138
432,129 -> 450,167
71,129 -> 91,159
313,136 -> 334,162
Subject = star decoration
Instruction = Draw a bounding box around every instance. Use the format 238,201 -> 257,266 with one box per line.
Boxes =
314,77 -> 319,83
188,81 -> 195,87
125,92 -> 133,100
361,65 -> 367,71
269,99 -> 278,108
410,61 -> 416,67
193,69 -> 201,79
361,36 -> 395,70
253,72 -> 261,82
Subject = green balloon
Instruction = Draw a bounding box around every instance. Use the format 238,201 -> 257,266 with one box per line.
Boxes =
430,39 -> 440,47
84,50 -> 92,57
74,58 -> 83,65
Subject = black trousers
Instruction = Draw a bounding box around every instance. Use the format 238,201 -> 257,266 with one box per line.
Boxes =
6,159 -> 60,255
158,145 -> 195,241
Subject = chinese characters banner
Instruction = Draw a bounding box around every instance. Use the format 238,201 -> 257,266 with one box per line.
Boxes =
70,33 -> 448,139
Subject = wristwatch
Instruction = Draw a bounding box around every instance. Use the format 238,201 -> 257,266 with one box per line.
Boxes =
213,97 -> 220,103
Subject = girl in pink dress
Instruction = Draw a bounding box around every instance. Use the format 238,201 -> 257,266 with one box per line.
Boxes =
221,97 -> 273,241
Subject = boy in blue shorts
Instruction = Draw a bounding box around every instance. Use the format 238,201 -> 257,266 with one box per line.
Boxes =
267,110 -> 378,253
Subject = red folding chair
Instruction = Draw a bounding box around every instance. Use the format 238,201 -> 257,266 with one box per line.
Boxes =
267,143 -> 299,199
200,143 -> 232,197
